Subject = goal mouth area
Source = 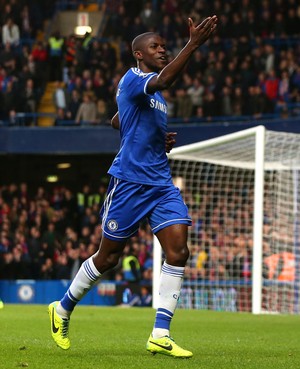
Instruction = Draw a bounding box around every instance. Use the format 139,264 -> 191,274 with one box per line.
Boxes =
159,124 -> 300,314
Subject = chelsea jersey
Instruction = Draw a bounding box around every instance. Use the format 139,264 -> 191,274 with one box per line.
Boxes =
108,67 -> 172,186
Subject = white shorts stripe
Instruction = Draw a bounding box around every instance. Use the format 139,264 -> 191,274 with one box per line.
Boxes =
151,218 -> 192,232
102,178 -> 119,227
102,228 -> 138,240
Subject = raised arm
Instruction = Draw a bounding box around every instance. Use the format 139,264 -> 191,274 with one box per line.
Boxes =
147,16 -> 217,93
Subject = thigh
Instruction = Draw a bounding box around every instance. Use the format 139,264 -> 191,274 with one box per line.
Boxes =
148,185 -> 192,234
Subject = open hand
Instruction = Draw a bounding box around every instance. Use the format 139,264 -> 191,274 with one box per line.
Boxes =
188,15 -> 218,47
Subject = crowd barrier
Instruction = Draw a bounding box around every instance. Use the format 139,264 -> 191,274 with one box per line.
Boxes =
0,280 -> 116,306
1,118 -> 300,154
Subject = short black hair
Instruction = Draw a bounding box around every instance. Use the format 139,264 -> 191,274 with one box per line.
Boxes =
131,32 -> 158,53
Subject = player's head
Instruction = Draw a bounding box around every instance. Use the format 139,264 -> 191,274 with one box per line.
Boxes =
132,32 -> 167,73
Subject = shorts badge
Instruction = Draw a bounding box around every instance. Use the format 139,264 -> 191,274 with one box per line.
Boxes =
107,219 -> 118,232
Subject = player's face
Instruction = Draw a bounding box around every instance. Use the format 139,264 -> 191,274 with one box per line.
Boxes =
140,35 -> 168,72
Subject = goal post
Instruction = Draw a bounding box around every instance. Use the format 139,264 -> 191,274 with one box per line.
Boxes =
153,125 -> 300,314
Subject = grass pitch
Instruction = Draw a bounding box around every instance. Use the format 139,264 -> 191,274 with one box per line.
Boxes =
0,304 -> 299,369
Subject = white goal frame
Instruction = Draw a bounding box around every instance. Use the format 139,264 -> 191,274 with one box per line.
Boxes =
153,125 -> 267,314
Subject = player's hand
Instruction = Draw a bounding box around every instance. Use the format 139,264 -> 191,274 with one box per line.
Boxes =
165,132 -> 177,153
188,15 -> 218,47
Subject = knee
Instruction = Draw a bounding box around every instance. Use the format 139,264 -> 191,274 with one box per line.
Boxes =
106,254 -> 120,269
166,245 -> 190,267
93,252 -> 120,273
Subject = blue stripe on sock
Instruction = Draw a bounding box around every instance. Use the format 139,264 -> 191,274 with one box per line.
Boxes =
60,290 -> 77,312
162,264 -> 184,277
157,307 -> 173,317
68,290 -> 79,302
154,308 -> 173,330
84,261 -> 98,281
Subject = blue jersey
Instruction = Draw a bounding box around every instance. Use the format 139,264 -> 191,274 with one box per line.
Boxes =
108,67 -> 172,186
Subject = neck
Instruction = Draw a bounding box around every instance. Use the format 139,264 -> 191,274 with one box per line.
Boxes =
137,63 -> 159,74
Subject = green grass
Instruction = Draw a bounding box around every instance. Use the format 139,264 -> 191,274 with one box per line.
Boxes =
0,305 -> 300,369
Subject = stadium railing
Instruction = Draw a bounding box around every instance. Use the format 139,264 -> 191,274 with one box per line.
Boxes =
55,0 -> 105,11
0,103 -> 299,127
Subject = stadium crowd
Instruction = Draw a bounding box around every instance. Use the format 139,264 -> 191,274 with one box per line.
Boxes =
0,0 -> 55,124
0,176 -> 292,284
0,0 -> 299,125
0,182 -> 154,282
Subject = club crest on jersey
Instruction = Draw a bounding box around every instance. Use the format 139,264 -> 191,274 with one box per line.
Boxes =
107,219 -> 118,232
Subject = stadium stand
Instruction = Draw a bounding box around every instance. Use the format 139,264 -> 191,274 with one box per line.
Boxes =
0,0 -> 298,126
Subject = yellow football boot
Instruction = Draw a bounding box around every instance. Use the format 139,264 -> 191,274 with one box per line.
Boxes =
48,301 -> 70,350
146,335 -> 193,358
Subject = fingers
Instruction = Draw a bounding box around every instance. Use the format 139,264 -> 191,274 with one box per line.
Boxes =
167,132 -> 177,137
198,15 -> 218,31
165,132 -> 177,153
199,17 -> 211,29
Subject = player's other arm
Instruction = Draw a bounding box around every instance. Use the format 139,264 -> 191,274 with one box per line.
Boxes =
147,16 -> 217,94
111,112 -> 120,129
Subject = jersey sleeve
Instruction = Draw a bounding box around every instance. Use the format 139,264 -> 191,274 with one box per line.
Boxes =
125,68 -> 157,100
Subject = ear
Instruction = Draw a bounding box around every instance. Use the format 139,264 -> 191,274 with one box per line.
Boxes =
134,50 -> 143,61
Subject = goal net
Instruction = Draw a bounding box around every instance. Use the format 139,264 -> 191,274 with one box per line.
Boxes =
153,125 -> 300,314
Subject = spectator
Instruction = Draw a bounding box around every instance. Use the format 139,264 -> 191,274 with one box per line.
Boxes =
174,88 -> 193,121
139,1 -> 159,30
40,257 -> 55,279
0,43 -> 15,72
21,78 -> 38,116
53,81 -> 68,112
187,77 -> 205,115
122,244 -> 141,282
231,86 -> 245,116
220,86 -> 233,116
75,92 -> 97,124
203,91 -> 219,119
278,70 -> 290,104
3,80 -> 19,121
264,69 -> 279,112
264,44 -> 275,74
66,89 -> 81,121
88,40 -> 102,72
20,5 -> 33,39
162,90 -> 176,118
246,86 -> 267,117
48,30 -> 64,81
31,41 -> 48,90
96,99 -> 109,124
54,107 -> 69,126
63,34 -> 76,69
2,18 -> 20,47
0,3 -> 13,26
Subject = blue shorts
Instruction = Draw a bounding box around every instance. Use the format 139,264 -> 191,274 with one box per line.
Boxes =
100,177 -> 192,241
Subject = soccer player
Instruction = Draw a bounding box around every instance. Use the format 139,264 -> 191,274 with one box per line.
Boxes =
49,15 -> 218,358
